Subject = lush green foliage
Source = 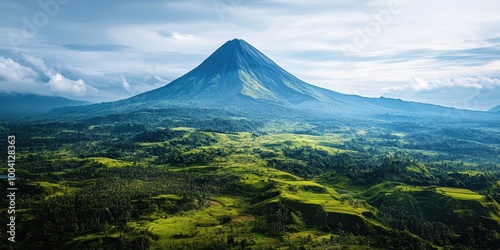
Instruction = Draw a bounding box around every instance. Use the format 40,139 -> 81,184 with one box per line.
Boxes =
0,113 -> 499,249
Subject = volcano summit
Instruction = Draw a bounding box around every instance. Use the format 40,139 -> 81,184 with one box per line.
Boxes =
130,39 -> 329,106
58,39 -> 496,119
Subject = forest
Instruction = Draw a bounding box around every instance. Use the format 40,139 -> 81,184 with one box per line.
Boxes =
0,112 -> 499,249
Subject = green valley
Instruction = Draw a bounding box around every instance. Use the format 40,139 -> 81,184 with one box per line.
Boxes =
1,115 -> 499,249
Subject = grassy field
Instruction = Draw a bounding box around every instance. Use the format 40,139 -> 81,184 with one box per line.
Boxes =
436,187 -> 485,200
4,124 -> 500,250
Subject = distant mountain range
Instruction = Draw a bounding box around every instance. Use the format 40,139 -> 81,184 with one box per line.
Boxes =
53,39 -> 497,120
0,92 -> 89,115
489,105 -> 500,112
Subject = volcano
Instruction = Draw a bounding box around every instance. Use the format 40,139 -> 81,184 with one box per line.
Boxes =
130,39 -> 330,106
56,39 -> 496,119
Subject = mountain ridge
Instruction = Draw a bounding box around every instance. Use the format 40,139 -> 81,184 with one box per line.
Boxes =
51,39 -> 498,120
0,92 -> 90,116
489,105 -> 500,112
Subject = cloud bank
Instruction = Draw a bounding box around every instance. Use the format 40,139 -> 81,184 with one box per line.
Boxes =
0,50 -> 170,102
383,76 -> 500,110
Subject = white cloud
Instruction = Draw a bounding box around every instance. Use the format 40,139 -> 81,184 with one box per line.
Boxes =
382,76 -> 500,110
387,76 -> 485,93
171,32 -> 195,40
48,73 -> 97,96
0,56 -> 38,82
109,24 -> 214,55
120,75 -> 131,92
0,54 -> 103,99
21,53 -> 51,75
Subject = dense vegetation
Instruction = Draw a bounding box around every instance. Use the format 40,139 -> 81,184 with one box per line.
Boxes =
0,112 -> 499,249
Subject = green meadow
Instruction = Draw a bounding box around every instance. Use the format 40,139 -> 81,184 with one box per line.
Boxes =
1,119 -> 499,249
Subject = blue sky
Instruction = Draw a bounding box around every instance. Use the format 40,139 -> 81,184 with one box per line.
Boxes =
0,0 -> 499,110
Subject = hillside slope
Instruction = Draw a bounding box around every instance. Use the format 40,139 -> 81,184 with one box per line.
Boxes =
0,92 -> 89,115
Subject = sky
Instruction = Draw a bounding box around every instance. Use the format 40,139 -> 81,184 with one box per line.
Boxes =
0,0 -> 499,111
